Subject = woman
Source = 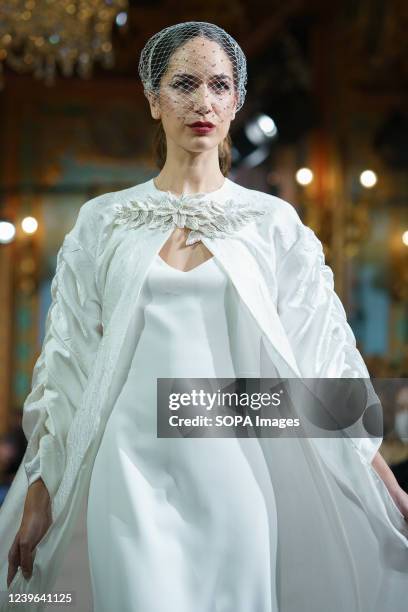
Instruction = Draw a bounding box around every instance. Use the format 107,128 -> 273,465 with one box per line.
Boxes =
1,21 -> 408,612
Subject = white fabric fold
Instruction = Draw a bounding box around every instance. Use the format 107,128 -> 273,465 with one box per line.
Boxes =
276,212 -> 382,464
22,213 -> 103,503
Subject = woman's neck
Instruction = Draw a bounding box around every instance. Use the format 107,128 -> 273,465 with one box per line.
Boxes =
154,161 -> 225,196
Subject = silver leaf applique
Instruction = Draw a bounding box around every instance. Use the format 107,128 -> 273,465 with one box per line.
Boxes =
112,191 -> 266,246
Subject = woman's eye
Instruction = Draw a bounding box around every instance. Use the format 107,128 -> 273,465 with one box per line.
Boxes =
172,79 -> 196,92
213,81 -> 230,91
171,79 -> 230,93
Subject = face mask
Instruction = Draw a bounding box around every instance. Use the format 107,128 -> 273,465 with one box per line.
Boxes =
394,409 -> 408,442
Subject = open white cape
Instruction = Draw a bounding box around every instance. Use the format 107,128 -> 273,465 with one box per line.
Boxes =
0,177 -> 407,611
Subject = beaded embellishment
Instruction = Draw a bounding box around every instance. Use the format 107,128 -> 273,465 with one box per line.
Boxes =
113,191 -> 266,245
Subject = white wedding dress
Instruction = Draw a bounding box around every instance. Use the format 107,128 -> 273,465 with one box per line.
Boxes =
86,254 -> 275,612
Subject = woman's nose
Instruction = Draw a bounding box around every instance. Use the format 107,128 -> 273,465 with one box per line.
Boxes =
192,84 -> 212,113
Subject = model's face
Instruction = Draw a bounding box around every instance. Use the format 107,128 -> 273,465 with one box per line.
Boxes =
148,36 -> 238,153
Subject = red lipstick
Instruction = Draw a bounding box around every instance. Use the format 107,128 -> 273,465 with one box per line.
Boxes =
187,121 -> 216,135
188,121 -> 215,134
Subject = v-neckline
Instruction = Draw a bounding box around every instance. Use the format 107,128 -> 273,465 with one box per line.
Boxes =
157,254 -> 215,274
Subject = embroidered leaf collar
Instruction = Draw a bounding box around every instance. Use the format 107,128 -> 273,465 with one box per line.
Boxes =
113,190 -> 266,246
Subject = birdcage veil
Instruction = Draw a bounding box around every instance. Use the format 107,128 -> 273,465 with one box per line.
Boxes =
138,21 -> 247,113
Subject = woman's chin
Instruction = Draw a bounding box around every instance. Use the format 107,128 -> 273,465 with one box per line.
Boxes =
183,136 -> 222,152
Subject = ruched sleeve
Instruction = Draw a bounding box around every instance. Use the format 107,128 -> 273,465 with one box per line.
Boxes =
275,213 -> 382,464
21,203 -> 103,498
25,454 -> 41,487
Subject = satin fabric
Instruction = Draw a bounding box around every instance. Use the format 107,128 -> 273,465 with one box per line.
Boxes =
0,177 -> 407,611
87,256 -> 274,612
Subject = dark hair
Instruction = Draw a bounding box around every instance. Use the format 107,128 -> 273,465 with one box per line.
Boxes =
147,23 -> 237,176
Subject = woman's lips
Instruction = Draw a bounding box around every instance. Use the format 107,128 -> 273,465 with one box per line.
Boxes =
188,124 -> 216,135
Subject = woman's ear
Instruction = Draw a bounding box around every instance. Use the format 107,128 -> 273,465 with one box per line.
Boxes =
146,91 -> 161,120
230,93 -> 238,121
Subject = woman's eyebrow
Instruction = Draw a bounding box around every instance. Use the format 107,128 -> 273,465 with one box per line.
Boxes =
172,72 -> 232,81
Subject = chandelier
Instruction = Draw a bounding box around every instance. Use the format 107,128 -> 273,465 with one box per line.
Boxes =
0,0 -> 129,89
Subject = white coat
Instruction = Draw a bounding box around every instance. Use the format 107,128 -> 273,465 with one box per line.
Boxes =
0,177 -> 407,611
